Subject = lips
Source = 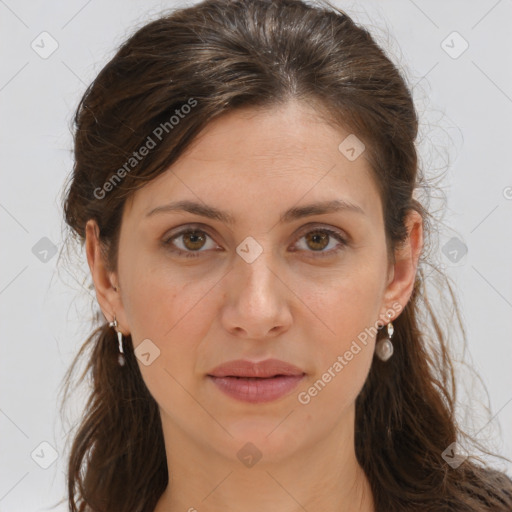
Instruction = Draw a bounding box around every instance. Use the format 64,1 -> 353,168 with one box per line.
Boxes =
207,359 -> 306,403
207,358 -> 305,378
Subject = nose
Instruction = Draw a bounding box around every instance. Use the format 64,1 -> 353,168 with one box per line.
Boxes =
220,249 -> 293,340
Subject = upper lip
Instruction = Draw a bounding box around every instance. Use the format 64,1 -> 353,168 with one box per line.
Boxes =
207,358 -> 306,378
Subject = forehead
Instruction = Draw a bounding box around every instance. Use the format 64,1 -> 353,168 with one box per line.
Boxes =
124,100 -> 381,222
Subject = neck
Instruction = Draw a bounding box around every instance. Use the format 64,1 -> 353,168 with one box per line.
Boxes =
153,406 -> 375,512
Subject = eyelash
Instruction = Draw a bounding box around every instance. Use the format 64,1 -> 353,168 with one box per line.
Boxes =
162,224 -> 348,259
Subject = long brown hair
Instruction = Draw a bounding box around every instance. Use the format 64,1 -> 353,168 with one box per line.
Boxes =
57,0 -> 512,510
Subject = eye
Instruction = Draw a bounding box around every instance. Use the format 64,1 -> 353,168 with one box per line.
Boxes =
163,226 -> 219,258
162,224 -> 348,258
292,227 -> 347,257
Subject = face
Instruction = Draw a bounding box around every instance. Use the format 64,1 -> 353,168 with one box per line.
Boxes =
88,100 -> 417,466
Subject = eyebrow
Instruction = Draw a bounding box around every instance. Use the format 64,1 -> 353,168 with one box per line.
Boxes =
145,198 -> 365,224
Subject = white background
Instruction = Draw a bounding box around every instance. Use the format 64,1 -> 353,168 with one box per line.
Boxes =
1,0 -> 511,510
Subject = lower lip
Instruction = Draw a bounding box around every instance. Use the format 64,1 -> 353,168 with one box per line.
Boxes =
208,374 -> 305,403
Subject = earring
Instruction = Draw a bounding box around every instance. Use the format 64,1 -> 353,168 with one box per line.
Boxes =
375,316 -> 394,362
109,315 -> 125,366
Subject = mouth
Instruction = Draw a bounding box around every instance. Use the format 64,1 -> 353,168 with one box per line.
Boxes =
218,375 -> 292,379
207,358 -> 305,379
207,358 -> 306,403
207,373 -> 306,403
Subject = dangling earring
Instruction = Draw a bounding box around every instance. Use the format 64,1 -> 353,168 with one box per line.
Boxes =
109,315 -> 125,366
375,316 -> 394,362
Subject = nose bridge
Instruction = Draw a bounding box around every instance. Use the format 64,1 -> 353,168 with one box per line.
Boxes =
235,237 -> 278,304
221,234 -> 292,338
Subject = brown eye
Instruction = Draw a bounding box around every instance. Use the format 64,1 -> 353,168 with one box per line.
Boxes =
294,227 -> 347,256
304,231 -> 330,251
182,231 -> 207,251
163,228 -> 219,258
163,225 -> 347,259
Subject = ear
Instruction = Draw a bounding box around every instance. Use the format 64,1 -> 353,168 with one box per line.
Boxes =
378,209 -> 423,325
85,219 -> 129,336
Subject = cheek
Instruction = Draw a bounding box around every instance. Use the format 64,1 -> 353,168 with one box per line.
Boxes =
120,248 -> 218,342
296,296 -> 377,418
124,268 -> 221,413
298,260 -> 385,347
294,265 -> 384,407
121,266 -> 225,401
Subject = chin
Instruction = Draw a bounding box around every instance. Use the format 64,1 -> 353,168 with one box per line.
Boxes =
211,416 -> 306,463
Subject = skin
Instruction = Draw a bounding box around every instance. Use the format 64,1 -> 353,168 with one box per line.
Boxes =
86,100 -> 423,512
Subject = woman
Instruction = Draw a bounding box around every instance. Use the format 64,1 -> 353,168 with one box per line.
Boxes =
59,0 -> 512,510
